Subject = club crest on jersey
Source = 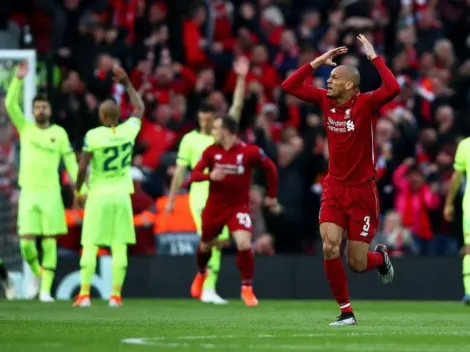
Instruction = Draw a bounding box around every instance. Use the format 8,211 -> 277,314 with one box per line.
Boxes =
215,154 -> 222,160
345,109 -> 351,119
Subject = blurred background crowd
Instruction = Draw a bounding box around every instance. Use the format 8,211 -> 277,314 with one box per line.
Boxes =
1,0 -> 470,257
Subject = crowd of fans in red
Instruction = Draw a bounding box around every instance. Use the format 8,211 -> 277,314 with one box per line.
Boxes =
2,0 -> 470,256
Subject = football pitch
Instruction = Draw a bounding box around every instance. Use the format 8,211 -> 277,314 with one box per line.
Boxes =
1,299 -> 469,352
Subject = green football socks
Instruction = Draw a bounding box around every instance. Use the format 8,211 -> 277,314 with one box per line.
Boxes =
79,245 -> 98,295
463,254 -> 470,295
204,246 -> 222,290
19,239 -> 41,276
111,242 -> 128,297
40,238 -> 57,295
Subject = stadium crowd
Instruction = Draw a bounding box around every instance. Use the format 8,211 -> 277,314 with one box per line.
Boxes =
1,0 -> 470,256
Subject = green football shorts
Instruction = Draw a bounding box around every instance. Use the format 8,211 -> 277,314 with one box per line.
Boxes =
81,191 -> 135,246
18,189 -> 67,236
189,191 -> 230,241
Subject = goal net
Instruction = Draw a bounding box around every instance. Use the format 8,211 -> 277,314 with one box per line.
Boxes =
0,50 -> 36,298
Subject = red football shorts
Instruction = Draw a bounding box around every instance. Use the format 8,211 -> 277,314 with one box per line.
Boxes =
201,205 -> 253,242
319,177 -> 379,244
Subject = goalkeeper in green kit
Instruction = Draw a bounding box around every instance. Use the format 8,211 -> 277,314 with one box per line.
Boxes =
73,65 -> 144,308
166,57 -> 249,304
5,62 -> 83,302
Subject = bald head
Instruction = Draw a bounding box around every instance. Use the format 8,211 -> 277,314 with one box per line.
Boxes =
327,64 -> 361,100
99,99 -> 120,125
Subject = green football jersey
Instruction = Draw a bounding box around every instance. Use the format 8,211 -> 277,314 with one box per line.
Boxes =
83,117 -> 141,194
5,77 -> 78,191
176,130 -> 214,195
454,137 -> 470,205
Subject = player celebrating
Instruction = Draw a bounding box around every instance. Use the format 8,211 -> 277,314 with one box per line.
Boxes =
166,57 -> 249,305
281,34 -> 400,325
5,62 -> 83,302
444,139 -> 470,305
189,116 -> 278,307
73,65 -> 144,308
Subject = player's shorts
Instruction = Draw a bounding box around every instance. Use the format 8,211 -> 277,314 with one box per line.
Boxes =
200,205 -> 252,243
189,192 -> 230,241
319,177 -> 379,244
81,191 -> 135,246
18,189 -> 67,236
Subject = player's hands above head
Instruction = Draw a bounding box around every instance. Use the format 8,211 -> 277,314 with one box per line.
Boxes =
112,65 -> 130,86
443,204 -> 454,222
311,47 -> 348,69
16,61 -> 29,79
233,56 -> 250,77
357,34 -> 377,60
210,167 -> 226,181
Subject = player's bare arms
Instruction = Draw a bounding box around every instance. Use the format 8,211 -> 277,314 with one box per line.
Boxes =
282,34 -> 398,326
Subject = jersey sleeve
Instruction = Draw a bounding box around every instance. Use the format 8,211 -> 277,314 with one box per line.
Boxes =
176,134 -> 192,167
454,141 -> 467,172
82,131 -> 95,153
5,77 -> 29,132
121,117 -> 142,140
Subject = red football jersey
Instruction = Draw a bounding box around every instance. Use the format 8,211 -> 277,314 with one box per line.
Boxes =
281,57 -> 400,184
191,140 -> 277,209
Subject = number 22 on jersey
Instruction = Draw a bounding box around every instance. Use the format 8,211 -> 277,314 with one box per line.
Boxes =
103,142 -> 133,171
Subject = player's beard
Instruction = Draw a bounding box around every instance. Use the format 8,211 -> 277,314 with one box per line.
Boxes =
35,114 -> 49,126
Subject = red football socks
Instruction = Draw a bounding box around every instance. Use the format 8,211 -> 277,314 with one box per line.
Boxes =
197,247 -> 212,273
237,249 -> 254,286
366,251 -> 384,271
324,257 -> 352,313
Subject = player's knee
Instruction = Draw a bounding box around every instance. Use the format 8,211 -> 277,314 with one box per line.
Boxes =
347,255 -> 367,272
199,241 -> 214,252
322,240 -> 340,259
233,231 -> 251,251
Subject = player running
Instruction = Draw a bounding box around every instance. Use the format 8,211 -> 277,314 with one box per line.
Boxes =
5,62 -> 83,302
166,57 -> 249,305
444,139 -> 470,305
281,34 -> 400,325
73,65 -> 144,308
0,257 -> 15,299
189,115 -> 279,307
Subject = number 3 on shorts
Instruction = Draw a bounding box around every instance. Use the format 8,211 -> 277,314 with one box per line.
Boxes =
236,213 -> 252,228
360,216 -> 370,237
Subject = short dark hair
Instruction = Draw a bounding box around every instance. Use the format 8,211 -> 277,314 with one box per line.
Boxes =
32,95 -> 49,105
219,115 -> 239,134
198,102 -> 217,114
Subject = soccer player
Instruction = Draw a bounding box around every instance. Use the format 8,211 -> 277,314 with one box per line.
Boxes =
73,65 -> 144,308
189,116 -> 279,307
0,257 -> 15,299
5,61 -> 83,302
281,34 -> 400,325
444,139 -> 470,305
166,57 -> 249,304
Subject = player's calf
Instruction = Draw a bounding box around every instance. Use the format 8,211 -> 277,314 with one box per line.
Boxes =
191,240 -> 215,299
232,230 -> 258,307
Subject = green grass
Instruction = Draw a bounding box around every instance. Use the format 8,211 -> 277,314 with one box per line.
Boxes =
1,299 -> 470,352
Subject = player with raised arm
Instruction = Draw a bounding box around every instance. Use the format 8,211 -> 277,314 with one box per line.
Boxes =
189,115 -> 279,307
73,65 -> 144,308
444,138 -> 470,305
281,34 -> 400,325
5,61 -> 84,302
166,57 -> 249,304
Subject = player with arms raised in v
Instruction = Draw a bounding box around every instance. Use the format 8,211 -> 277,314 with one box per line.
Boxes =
166,57 -> 249,305
282,34 -> 400,325
189,116 -> 278,307
73,65 -> 144,307
5,61 -> 83,302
